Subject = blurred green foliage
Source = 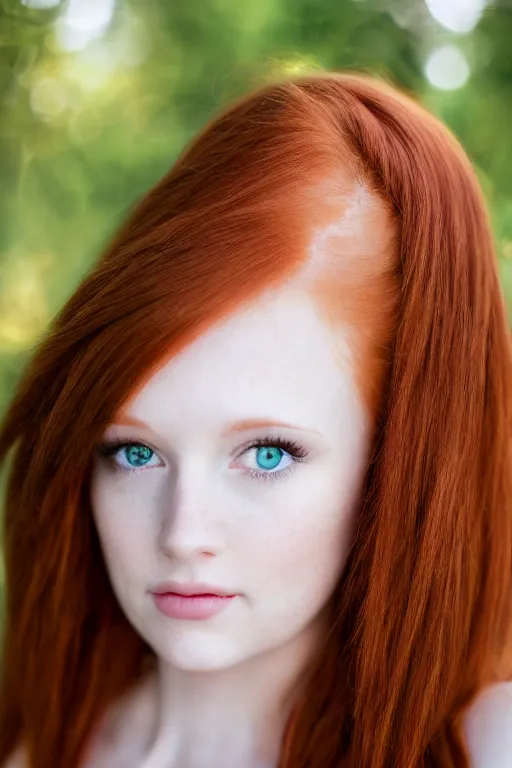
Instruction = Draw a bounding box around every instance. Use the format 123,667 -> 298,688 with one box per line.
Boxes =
0,0 -> 512,417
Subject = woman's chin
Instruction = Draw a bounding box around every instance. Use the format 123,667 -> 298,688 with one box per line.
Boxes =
149,633 -> 250,673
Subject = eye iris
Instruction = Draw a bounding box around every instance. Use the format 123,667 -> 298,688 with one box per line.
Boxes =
124,444 -> 153,467
255,446 -> 283,470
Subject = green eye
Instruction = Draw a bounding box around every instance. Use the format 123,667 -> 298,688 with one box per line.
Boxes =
255,446 -> 283,470
97,435 -> 307,479
123,444 -> 154,467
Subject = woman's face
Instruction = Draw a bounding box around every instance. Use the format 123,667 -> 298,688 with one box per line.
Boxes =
90,285 -> 372,671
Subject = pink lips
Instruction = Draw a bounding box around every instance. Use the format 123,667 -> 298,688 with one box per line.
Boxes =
150,582 -> 237,620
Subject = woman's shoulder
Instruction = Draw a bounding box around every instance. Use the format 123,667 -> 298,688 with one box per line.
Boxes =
462,681 -> 512,767
2,746 -> 26,768
4,683 -> 512,768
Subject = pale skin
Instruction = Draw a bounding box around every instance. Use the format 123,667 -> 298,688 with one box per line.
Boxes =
87,284 -> 373,768
5,183 -> 512,768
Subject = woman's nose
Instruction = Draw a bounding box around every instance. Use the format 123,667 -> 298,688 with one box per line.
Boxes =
158,470 -> 226,561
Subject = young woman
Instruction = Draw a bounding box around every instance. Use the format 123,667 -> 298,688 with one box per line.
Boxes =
0,72 -> 511,768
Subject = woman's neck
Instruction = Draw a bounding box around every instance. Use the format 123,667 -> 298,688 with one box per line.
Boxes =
89,610 -> 328,768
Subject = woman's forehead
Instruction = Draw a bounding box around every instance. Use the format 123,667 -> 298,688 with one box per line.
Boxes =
118,287 -> 368,440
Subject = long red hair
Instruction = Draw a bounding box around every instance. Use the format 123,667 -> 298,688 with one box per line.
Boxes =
0,72 -> 511,768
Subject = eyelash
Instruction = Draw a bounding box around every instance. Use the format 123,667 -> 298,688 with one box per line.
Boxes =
96,435 -> 308,482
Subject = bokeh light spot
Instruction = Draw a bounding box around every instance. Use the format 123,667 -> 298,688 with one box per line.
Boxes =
30,76 -> 68,120
55,0 -> 116,52
425,45 -> 470,91
425,0 -> 488,34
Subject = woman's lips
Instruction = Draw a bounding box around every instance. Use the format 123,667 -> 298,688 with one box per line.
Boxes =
152,592 -> 236,620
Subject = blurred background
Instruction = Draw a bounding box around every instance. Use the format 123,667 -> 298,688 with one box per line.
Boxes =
0,0 -> 511,416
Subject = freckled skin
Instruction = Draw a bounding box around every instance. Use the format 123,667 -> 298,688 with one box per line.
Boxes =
89,285 -> 372,767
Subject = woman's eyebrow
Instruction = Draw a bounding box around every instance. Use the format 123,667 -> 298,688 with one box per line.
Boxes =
111,414 -> 147,430
112,413 -> 321,437
221,419 -> 322,437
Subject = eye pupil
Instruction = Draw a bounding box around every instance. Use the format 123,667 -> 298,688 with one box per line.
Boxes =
124,444 -> 153,467
255,446 -> 283,470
